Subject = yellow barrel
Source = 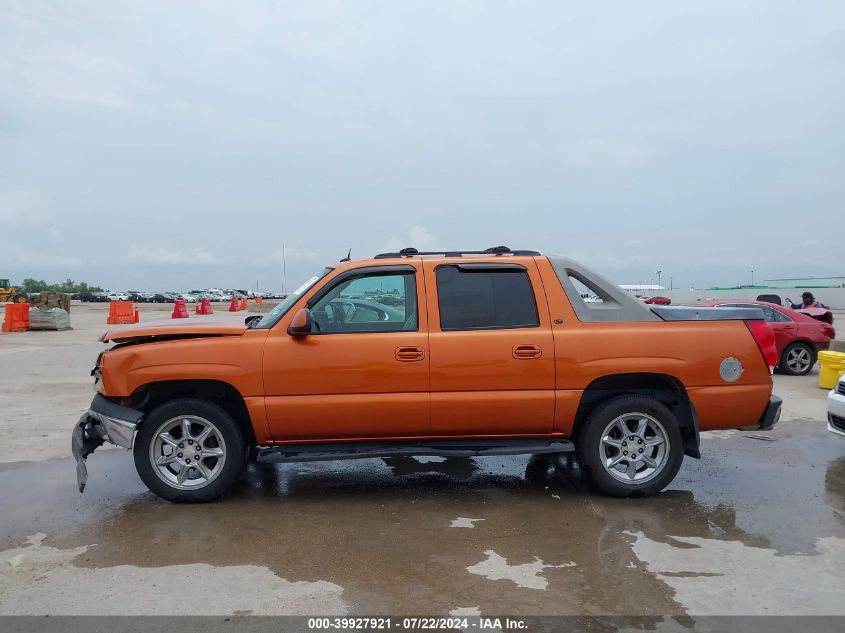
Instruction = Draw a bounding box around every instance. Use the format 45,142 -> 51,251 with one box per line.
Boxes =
818,350 -> 845,389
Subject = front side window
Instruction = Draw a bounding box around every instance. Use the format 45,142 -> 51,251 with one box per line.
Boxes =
436,265 -> 539,331
310,271 -> 417,334
254,268 -> 333,329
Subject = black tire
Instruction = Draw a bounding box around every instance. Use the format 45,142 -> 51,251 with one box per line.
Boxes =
779,342 -> 816,376
134,398 -> 246,503
12,292 -> 28,304
576,395 -> 684,497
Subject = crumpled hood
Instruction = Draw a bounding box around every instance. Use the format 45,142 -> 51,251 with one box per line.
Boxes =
100,316 -> 249,343
794,307 -> 834,325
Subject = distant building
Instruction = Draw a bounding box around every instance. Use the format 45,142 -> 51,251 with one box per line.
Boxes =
763,276 -> 845,289
619,284 -> 666,295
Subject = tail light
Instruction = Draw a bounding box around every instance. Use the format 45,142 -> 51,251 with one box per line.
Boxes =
745,319 -> 778,372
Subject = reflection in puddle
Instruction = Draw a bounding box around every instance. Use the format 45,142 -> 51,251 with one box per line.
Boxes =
0,532 -> 347,616
629,531 -> 845,615
466,550 -> 576,590
451,517 -> 484,528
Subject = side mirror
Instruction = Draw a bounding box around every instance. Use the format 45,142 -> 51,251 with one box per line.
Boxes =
287,308 -> 312,336
244,315 -> 261,326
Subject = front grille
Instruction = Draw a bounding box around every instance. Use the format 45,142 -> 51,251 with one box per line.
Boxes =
831,414 -> 845,433
838,381 -> 845,396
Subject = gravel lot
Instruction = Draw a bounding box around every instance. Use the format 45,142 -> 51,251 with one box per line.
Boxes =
1,302 -> 843,617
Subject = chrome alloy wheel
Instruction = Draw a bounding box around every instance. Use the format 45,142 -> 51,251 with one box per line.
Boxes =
149,416 -> 227,490
598,412 -> 668,484
786,346 -> 813,374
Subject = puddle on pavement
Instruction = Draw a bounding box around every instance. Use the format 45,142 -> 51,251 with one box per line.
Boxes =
0,424 -> 843,616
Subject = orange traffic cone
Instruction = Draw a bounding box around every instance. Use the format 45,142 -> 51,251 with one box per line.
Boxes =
134,308 -> 140,323
228,297 -> 239,312
171,299 -> 189,319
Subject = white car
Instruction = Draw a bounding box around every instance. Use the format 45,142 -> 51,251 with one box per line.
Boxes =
107,293 -> 129,301
828,375 -> 845,437
179,294 -> 198,303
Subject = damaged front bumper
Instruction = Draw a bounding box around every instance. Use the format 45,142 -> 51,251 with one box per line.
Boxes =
71,394 -> 144,492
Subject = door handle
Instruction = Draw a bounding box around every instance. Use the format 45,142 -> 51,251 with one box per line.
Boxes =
512,344 -> 542,360
395,346 -> 425,362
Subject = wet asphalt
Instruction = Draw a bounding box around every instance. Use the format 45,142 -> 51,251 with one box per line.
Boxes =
1,419 -> 843,616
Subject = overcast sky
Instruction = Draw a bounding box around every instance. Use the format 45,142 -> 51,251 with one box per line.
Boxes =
2,1 -> 843,292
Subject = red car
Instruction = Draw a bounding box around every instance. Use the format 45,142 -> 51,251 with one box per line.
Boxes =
642,296 -> 671,305
694,300 -> 835,376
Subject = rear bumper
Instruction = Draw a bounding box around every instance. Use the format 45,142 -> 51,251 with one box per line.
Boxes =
71,395 -> 144,492
739,395 -> 782,432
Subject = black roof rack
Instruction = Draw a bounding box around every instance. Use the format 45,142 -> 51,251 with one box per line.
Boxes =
374,246 -> 541,259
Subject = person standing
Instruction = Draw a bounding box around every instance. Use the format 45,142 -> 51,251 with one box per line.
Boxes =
788,291 -> 827,309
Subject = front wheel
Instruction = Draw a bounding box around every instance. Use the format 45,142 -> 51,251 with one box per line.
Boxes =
134,398 -> 246,502
576,395 -> 684,497
779,342 -> 815,376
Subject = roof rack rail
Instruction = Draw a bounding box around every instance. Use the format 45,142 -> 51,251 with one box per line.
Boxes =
374,246 -> 541,259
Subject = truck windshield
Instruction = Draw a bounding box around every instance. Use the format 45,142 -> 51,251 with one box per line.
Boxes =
253,268 -> 333,329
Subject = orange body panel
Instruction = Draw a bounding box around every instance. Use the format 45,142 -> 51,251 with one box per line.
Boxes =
422,258 -> 556,435
97,255 -> 774,445
534,258 -> 772,433
262,259 -> 430,440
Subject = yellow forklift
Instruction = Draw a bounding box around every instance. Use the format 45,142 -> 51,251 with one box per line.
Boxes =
0,279 -> 28,304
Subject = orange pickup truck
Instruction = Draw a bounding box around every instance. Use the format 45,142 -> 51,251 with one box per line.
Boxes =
73,247 -> 781,502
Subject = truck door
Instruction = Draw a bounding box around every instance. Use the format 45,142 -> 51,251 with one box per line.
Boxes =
422,259 -> 555,436
262,263 -> 430,441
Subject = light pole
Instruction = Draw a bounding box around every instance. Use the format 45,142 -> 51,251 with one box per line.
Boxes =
656,270 -> 662,289
751,269 -> 754,286
282,244 -> 287,294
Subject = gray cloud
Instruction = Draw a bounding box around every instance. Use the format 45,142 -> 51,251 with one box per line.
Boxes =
1,1 -> 842,292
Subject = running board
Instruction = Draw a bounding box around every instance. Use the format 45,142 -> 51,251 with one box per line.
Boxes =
256,439 -> 575,463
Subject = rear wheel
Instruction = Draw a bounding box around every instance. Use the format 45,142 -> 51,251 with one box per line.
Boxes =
134,398 -> 246,502
576,395 -> 684,497
12,292 -> 27,303
780,342 -> 815,376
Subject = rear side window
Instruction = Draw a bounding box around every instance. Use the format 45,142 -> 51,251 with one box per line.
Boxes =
435,265 -> 539,330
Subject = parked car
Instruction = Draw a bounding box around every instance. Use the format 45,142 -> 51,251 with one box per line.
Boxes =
148,293 -> 173,303
642,296 -> 671,305
756,294 -> 783,306
829,375 -> 845,438
108,293 -> 129,302
73,247 -> 781,502
694,300 -> 835,376
179,294 -> 198,303
79,292 -> 109,302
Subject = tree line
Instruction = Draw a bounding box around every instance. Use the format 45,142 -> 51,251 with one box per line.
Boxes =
20,278 -> 104,293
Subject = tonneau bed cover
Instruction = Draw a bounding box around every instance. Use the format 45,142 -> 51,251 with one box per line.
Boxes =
651,306 -> 766,321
